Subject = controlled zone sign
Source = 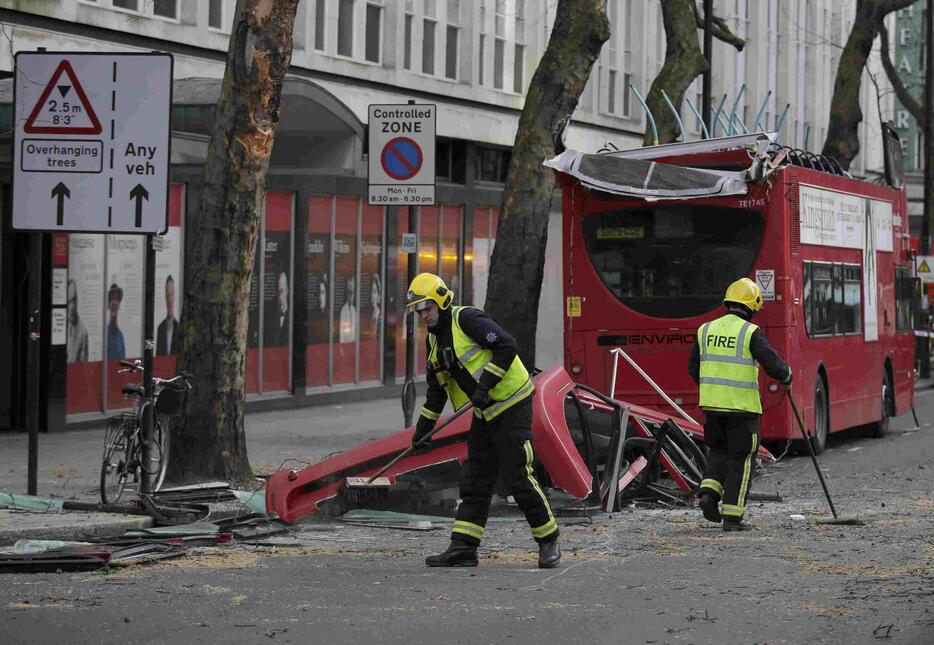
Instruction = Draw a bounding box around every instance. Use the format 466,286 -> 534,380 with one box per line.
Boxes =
368,104 -> 435,205
12,52 -> 173,233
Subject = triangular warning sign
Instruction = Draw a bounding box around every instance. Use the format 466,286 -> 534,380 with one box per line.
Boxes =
23,60 -> 102,135
920,260 -> 931,273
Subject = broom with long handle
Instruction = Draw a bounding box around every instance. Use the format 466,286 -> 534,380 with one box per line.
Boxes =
786,387 -> 863,526
342,404 -> 474,505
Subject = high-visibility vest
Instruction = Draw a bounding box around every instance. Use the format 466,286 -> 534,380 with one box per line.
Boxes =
429,306 -> 534,421
697,313 -> 762,414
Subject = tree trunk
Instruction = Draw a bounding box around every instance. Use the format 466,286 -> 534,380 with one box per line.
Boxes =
167,0 -> 299,485
822,0 -> 916,170
644,0 -> 709,145
643,0 -> 744,146
484,0 -> 610,368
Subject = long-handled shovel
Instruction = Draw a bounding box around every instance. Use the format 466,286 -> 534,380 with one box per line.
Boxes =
786,388 -> 864,526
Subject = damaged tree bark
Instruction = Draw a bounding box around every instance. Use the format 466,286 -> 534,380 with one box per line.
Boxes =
484,0 -> 609,368
821,0 -> 916,170
168,0 -> 300,485
643,0 -> 744,146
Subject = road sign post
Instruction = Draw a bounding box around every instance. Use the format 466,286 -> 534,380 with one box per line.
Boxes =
368,104 -> 436,206
13,52 -> 173,496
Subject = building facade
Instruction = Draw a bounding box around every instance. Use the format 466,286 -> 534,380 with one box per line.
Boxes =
0,0 -> 901,429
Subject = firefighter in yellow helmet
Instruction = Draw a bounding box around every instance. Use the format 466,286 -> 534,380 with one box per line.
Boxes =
688,277 -> 792,531
406,273 -> 560,568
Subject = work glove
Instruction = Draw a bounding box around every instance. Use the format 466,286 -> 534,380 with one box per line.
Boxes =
782,373 -> 793,392
471,384 -> 492,410
412,417 -> 435,449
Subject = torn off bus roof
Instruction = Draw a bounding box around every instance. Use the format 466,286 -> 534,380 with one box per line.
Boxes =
543,149 -> 749,201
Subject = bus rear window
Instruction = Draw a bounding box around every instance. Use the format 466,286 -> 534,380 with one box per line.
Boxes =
582,205 -> 764,318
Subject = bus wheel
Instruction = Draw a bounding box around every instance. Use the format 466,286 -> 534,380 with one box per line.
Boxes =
810,378 -> 829,455
872,372 -> 894,439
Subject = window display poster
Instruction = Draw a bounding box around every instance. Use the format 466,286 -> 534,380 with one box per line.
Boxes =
307,196 -> 332,387
66,233 -> 105,412
153,184 -> 184,365
333,197 -> 358,384
360,204 -> 383,382
106,234 -> 144,409
262,192 -> 293,392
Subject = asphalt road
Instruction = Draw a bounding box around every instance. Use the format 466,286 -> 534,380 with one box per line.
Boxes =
2,391 -> 934,644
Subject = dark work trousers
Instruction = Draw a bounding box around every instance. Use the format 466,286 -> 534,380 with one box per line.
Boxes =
699,413 -> 760,520
450,397 -> 559,547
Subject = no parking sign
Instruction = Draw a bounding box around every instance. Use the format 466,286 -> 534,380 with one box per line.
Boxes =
368,104 -> 435,205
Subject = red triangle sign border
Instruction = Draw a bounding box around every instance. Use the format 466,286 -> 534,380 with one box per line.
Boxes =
23,59 -> 102,135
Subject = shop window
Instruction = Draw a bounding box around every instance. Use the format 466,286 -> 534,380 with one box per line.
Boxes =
440,205 -> 462,303
436,138 -> 466,184
476,146 -> 511,183
307,196 -> 332,388
261,192 -> 294,393
333,197 -> 359,385
113,0 -> 138,10
360,204 -> 385,382
471,206 -> 499,307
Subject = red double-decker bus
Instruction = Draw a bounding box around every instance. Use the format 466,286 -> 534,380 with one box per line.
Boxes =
551,134 -> 915,453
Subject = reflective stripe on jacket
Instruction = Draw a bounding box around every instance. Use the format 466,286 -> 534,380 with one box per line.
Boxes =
697,313 -> 761,414
429,306 -> 533,421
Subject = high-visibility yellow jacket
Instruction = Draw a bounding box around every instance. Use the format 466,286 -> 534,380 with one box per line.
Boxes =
697,313 -> 762,414
428,306 -> 533,421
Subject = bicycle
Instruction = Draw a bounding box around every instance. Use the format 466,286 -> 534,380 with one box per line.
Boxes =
100,359 -> 191,504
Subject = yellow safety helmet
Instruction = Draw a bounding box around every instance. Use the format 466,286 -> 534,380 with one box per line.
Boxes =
723,277 -> 763,313
406,273 -> 454,311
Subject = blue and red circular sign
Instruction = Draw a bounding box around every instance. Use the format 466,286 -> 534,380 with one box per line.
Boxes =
381,137 -> 423,181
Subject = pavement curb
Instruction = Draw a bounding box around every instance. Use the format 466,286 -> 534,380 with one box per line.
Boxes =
0,512 -> 153,546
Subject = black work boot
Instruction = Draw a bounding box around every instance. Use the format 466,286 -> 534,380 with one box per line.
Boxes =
538,538 -> 561,569
722,518 -> 755,532
698,492 -> 722,523
425,540 -> 478,567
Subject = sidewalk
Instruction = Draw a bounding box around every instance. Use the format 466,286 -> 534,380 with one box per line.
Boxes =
0,396 -> 410,545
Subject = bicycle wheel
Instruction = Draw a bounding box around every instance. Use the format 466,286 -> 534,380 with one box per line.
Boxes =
150,420 -> 170,492
101,417 -> 134,504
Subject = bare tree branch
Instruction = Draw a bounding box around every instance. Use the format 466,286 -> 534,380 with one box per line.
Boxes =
692,1 -> 745,51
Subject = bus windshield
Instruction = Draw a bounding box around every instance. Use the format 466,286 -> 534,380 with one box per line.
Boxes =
583,205 -> 765,319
